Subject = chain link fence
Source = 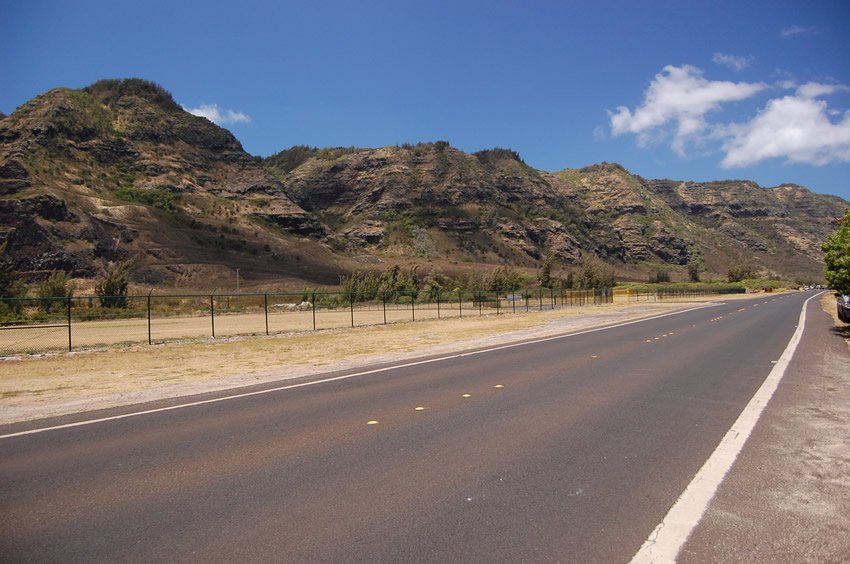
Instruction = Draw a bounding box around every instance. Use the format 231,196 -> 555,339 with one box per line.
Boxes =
0,285 -> 742,356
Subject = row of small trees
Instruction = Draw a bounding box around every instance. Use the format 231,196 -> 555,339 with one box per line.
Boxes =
338,256 -> 618,304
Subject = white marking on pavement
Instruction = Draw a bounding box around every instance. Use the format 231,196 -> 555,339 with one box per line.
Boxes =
0,303 -> 718,440
630,292 -> 820,564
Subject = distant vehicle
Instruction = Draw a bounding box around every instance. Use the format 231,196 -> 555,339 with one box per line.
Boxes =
836,293 -> 850,323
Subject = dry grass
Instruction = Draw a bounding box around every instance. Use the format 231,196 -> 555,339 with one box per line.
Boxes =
820,293 -> 850,352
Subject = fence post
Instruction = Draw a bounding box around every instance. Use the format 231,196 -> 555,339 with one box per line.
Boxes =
147,291 -> 152,345
67,296 -> 72,352
312,291 -> 317,330
478,291 -> 483,316
459,291 -> 462,318
539,287 -> 543,311
382,292 -> 387,325
411,294 -> 415,322
350,292 -> 354,328
437,289 -> 441,319
264,293 -> 269,336
526,288 -> 529,312
210,294 -> 215,338
496,292 -> 500,315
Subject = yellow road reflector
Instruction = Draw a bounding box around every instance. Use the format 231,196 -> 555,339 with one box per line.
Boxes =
462,393 -> 472,398
591,355 -> 598,359
367,420 -> 379,425
494,384 -> 504,389
414,406 -> 426,412
646,339 -> 652,343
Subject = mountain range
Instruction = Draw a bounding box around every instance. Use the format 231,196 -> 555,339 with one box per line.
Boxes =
1,79 -> 847,290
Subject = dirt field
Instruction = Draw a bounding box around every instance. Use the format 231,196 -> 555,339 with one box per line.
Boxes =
0,291 -> 722,356
0,300 -> 708,424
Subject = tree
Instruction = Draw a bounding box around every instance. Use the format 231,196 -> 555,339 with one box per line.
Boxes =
728,261 -> 756,283
573,255 -> 616,290
687,257 -> 705,283
539,254 -> 554,288
488,266 -> 527,294
96,261 -> 133,308
648,268 -> 671,284
823,211 -> 850,294
36,271 -> 74,313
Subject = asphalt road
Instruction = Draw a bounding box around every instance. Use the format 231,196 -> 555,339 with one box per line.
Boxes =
0,292 -> 812,562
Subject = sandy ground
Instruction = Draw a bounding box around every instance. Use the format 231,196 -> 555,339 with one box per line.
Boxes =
0,300 -> 707,424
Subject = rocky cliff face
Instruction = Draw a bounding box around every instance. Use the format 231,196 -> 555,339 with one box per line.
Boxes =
270,149 -> 846,280
0,80 -> 335,287
1,80 -> 847,288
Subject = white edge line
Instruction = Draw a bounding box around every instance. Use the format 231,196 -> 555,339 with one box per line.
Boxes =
0,303 -> 717,440
630,292 -> 821,564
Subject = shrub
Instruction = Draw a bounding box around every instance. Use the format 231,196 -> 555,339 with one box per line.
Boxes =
728,263 -> 756,283
488,266 -> 528,293
687,258 -> 704,283
96,261 -> 132,308
823,211 -> 850,294
36,271 -> 74,313
573,256 -> 616,289
648,268 -> 671,284
115,185 -> 179,214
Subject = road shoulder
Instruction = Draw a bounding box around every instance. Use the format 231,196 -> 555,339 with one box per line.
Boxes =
680,294 -> 850,562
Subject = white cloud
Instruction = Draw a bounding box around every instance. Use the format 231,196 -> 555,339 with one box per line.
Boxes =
796,82 -> 850,99
712,52 -> 753,71
609,65 -> 765,155
781,25 -> 816,38
720,93 -> 850,167
184,103 -> 251,125
611,66 -> 850,169
592,125 -> 607,141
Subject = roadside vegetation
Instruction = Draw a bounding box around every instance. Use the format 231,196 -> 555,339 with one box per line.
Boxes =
823,211 -> 850,295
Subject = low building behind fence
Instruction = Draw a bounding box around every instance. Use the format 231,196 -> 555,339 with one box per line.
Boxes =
0,285 -> 743,356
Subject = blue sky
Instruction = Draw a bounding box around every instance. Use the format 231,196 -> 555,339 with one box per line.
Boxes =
2,0 -> 849,201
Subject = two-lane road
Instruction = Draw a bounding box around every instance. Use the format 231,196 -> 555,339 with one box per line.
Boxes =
0,292 -> 813,561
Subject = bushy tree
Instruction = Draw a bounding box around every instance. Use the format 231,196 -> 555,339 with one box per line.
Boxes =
538,254 -> 554,288
728,262 -> 756,283
95,261 -> 132,308
488,266 -> 527,294
823,211 -> 850,294
687,256 -> 705,282
573,255 -> 616,289
340,265 -> 422,301
648,268 -> 671,284
36,271 -> 74,313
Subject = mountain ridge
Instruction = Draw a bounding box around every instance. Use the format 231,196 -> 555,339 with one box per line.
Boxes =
1,79 -> 846,289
